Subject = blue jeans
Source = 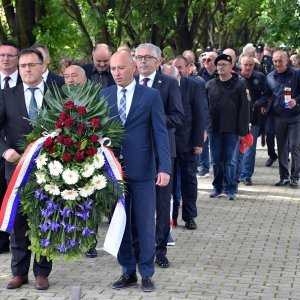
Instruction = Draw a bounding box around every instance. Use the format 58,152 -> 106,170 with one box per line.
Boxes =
241,125 -> 260,180
198,138 -> 210,171
209,132 -> 239,195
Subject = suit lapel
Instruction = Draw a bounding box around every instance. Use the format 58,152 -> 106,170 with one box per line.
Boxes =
107,86 -> 119,119
16,84 -> 30,119
152,72 -> 163,90
125,84 -> 143,125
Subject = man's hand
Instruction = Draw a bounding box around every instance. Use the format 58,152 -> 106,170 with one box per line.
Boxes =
3,149 -> 20,163
288,99 -> 297,109
194,147 -> 202,155
156,172 -> 170,187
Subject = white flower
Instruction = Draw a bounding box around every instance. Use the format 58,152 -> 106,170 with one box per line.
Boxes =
93,153 -> 105,169
79,185 -> 95,197
44,184 -> 60,195
36,171 -> 46,184
36,153 -> 48,169
62,169 -> 79,185
61,189 -> 79,201
82,163 -> 95,178
92,174 -> 107,190
48,160 -> 63,177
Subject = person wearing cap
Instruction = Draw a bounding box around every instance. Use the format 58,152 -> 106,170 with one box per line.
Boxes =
255,44 -> 273,75
206,53 -> 249,200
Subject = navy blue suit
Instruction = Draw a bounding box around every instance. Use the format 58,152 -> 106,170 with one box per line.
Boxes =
138,72 -> 184,258
173,76 -> 207,222
100,83 -> 171,277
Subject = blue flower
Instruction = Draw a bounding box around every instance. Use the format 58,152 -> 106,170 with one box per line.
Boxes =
60,221 -> 66,228
49,221 -> 60,232
66,223 -> 77,233
40,239 -> 50,247
84,199 -> 94,210
82,227 -> 95,237
38,223 -> 49,233
75,211 -> 90,220
41,208 -> 54,218
46,200 -> 59,211
35,189 -> 47,200
56,244 -> 67,253
68,238 -> 79,248
60,208 -> 72,218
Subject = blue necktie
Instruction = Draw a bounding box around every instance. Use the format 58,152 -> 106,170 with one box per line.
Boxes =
119,88 -> 127,125
3,76 -> 10,89
28,87 -> 39,121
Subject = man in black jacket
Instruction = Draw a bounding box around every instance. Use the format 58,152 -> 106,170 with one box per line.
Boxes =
206,54 -> 249,200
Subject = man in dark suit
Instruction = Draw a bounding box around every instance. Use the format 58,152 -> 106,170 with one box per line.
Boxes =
0,41 -> 22,254
100,51 -> 171,292
32,44 -> 64,88
82,43 -> 115,88
0,48 -> 52,290
135,43 -> 184,269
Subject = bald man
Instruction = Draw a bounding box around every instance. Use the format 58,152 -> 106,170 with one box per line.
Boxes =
63,65 -> 87,86
82,43 -> 115,88
100,51 -> 171,292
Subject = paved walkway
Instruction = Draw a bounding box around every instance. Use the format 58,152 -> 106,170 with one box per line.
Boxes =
0,148 -> 299,300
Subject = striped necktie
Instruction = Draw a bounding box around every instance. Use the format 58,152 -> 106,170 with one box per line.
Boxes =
28,87 -> 39,121
119,88 -> 127,125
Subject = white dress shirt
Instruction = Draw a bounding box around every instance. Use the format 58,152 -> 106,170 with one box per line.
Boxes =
0,70 -> 19,89
23,81 -> 45,115
117,80 -> 136,117
138,71 -> 156,88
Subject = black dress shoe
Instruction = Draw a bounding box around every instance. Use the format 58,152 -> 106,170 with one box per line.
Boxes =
141,277 -> 155,292
265,157 -> 277,167
185,219 -> 197,230
156,255 -> 169,268
243,179 -> 253,186
6,276 -> 28,289
290,179 -> 298,188
275,179 -> 290,186
112,274 -> 138,289
85,248 -> 97,258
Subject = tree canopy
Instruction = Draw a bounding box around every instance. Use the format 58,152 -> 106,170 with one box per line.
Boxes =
0,0 -> 299,63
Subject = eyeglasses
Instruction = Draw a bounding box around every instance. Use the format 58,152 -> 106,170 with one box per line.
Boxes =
0,54 -> 18,58
19,62 -> 43,69
135,55 -> 157,61
203,58 -> 212,63
216,63 -> 231,67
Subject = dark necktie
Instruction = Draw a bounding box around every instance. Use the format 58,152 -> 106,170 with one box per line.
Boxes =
3,76 -> 10,89
28,87 -> 39,121
119,88 -> 127,125
142,78 -> 150,86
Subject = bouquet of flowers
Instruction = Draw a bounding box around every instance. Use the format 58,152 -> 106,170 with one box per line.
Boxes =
19,82 -> 123,261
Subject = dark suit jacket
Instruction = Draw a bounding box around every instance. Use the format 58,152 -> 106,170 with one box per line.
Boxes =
100,83 -> 171,181
176,76 -> 207,153
82,64 -> 115,87
0,83 -> 47,180
46,70 -> 64,88
137,72 -> 184,158
0,72 -> 22,87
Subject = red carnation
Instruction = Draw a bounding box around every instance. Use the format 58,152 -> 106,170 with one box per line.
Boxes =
89,134 -> 99,143
64,118 -> 75,128
77,141 -> 82,149
75,151 -> 85,161
63,101 -> 75,110
76,124 -> 86,134
57,135 -> 65,144
90,118 -> 101,128
55,120 -> 63,128
77,106 -> 86,116
59,112 -> 68,121
85,147 -> 97,157
62,153 -> 73,162
64,137 -> 73,147
49,148 -> 56,154
44,137 -> 53,148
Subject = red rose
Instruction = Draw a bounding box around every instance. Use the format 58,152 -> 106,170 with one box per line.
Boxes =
75,151 -> 85,161
89,134 -> 99,143
63,101 -> 75,110
64,137 -> 73,147
55,120 -> 63,128
62,153 -> 72,162
44,137 -> 53,148
77,106 -> 86,116
76,124 -> 86,134
59,112 -> 68,121
49,148 -> 56,154
85,147 -> 97,157
64,118 -> 75,128
57,135 -> 65,144
90,118 -> 101,128
77,141 -> 82,149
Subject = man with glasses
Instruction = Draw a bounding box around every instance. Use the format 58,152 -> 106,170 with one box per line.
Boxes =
206,54 -> 249,200
0,48 -> 52,290
135,43 -> 184,268
0,41 -> 22,255
266,50 -> 300,188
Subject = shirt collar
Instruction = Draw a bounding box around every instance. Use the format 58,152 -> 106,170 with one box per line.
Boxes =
23,80 -> 45,93
117,79 -> 136,94
92,65 -> 109,75
0,70 -> 19,82
42,69 -> 49,81
139,71 -> 156,83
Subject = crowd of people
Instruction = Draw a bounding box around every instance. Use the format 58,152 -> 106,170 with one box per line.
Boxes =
0,40 -> 299,293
